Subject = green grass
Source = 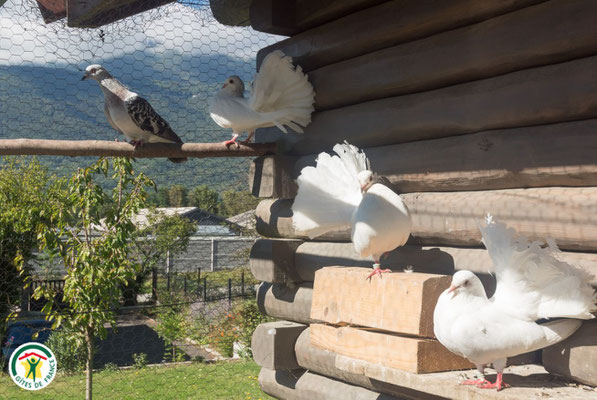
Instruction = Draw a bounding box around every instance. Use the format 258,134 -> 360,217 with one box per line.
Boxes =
0,360 -> 273,400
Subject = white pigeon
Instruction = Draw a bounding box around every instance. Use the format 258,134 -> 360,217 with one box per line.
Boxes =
433,215 -> 596,391
292,142 -> 411,280
82,64 -> 186,163
209,50 -> 315,148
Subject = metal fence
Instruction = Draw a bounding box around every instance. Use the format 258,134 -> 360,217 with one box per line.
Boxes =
0,0 -> 276,398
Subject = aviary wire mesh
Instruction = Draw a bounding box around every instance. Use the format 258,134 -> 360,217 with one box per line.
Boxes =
0,0 -> 277,398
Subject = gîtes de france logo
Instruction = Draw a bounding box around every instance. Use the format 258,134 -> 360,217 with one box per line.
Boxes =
9,342 -> 57,391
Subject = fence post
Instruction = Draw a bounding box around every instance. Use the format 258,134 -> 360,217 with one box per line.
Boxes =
196,267 -> 201,297
151,267 -> 158,303
228,278 -> 232,308
166,250 -> 172,292
203,277 -> 207,300
241,270 -> 245,297
210,239 -> 217,272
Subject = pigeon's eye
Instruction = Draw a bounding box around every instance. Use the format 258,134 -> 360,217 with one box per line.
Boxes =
229,79 -> 234,84
463,280 -> 469,287
90,68 -> 97,74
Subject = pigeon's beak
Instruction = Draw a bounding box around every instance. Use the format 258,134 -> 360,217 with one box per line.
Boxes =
81,74 -> 88,81
222,83 -> 228,89
447,285 -> 459,298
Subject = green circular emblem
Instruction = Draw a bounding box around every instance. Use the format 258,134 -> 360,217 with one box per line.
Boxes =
8,342 -> 57,391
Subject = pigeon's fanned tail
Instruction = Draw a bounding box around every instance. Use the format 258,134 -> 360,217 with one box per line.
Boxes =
292,148 -> 365,238
481,216 -> 597,320
249,50 -> 315,134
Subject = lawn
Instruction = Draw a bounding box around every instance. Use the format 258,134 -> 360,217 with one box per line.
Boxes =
0,360 -> 273,400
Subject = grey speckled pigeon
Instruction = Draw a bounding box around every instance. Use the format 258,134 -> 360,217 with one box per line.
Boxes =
82,64 -> 186,163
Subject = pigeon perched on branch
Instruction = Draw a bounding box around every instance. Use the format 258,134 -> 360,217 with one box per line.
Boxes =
82,64 -> 186,163
292,142 -> 411,280
209,50 -> 315,148
433,215 -> 596,391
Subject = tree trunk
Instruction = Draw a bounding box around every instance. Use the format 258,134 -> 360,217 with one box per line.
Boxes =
85,326 -> 94,400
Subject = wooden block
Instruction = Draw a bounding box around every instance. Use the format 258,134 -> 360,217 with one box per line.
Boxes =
274,55 -> 597,155
256,282 -> 314,324
257,0 -> 543,71
250,238 -> 303,283
249,155 -> 300,198
311,268 -> 449,337
255,187 -> 597,252
251,321 -> 307,370
310,324 -> 474,374
310,0 -> 597,111
336,356 -> 597,400
210,0 -> 251,27
258,367 -> 392,400
543,320 -> 597,386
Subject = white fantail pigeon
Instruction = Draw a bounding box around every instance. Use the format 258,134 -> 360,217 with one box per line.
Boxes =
433,215 -> 596,391
292,142 -> 412,280
209,50 -> 315,148
82,64 -> 186,163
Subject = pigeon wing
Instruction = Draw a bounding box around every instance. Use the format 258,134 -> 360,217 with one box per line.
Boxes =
125,95 -> 183,143
480,216 -> 596,320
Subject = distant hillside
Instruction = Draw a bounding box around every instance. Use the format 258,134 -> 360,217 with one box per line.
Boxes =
0,51 -> 257,191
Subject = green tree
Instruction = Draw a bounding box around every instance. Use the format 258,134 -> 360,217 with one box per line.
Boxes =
36,157 -> 154,400
156,186 -> 170,206
126,209 -> 196,305
168,184 -> 188,207
189,185 -> 219,214
0,158 -> 65,336
219,190 -> 259,217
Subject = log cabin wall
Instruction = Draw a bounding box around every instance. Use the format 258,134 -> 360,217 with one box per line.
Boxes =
245,0 -> 597,398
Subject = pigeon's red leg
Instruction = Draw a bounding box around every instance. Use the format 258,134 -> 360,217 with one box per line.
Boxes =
477,373 -> 510,391
366,262 -> 391,280
129,140 -> 143,149
223,134 -> 240,148
240,131 -> 255,144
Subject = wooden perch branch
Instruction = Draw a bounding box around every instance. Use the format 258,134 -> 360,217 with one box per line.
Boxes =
0,139 -> 277,158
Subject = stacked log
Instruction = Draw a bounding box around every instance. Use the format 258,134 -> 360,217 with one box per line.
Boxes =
248,0 -> 597,398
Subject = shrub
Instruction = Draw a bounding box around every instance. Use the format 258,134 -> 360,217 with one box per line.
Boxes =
132,353 -> 148,369
45,330 -> 86,374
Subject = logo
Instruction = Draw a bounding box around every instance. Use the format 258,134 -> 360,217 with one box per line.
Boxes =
8,342 -> 57,391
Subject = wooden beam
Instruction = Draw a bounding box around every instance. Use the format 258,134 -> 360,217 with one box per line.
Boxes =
264,55 -> 597,155
310,324 -> 474,374
251,120 -> 597,198
543,320 -> 597,386
258,368 -> 391,400
67,0 -> 175,28
251,321 -> 307,370
257,0 -> 544,71
250,238 -> 304,283
256,282 -> 314,324
255,187 -> 597,251
0,139 -> 276,158
250,0 -> 386,36
335,355 -> 596,400
310,0 -> 597,111
209,0 -> 251,27
311,268 -> 449,338
295,328 -> 540,400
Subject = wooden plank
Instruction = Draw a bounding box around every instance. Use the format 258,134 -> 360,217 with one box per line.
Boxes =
250,238 -> 303,283
263,55 -> 597,155
255,187 -> 597,251
250,0 -> 386,36
210,0 -> 251,27
311,268 -> 449,338
258,368 -> 394,400
256,282 -> 314,324
257,0 -> 544,72
543,320 -> 597,386
249,155 -> 300,198
336,355 -> 597,400
310,0 -> 597,110
251,120 -> 597,198
310,324 -> 473,374
251,321 -> 307,370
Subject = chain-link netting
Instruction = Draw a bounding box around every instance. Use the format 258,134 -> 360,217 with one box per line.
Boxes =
0,0 -> 278,398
